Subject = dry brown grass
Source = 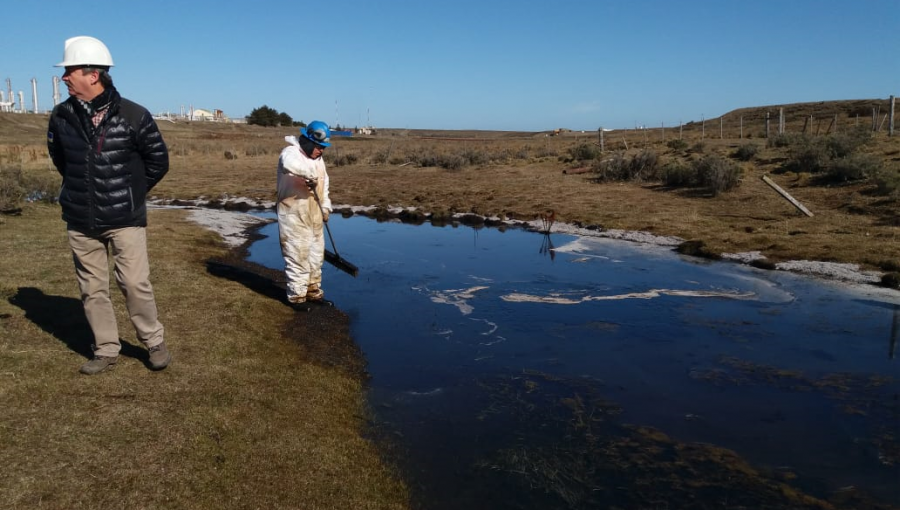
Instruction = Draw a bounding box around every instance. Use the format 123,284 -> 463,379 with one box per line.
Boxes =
3,105 -> 898,272
0,204 -> 407,509
0,101 -> 898,507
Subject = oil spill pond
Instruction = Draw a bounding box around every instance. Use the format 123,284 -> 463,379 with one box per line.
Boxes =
248,214 -> 900,509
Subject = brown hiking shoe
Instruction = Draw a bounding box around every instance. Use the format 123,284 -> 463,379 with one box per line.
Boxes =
80,356 -> 117,375
307,284 -> 324,302
148,342 -> 171,371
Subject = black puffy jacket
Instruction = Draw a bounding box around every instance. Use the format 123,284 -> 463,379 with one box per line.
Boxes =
47,89 -> 169,230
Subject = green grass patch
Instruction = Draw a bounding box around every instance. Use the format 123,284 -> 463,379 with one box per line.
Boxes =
0,204 -> 408,510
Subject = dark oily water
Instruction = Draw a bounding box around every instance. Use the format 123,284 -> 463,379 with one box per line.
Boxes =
248,214 -> 900,510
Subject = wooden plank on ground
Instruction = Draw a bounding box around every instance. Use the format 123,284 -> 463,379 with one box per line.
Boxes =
761,175 -> 814,217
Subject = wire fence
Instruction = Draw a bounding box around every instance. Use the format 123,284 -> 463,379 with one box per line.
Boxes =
596,96 -> 896,151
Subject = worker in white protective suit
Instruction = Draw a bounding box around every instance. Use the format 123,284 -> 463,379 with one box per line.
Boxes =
276,120 -> 332,309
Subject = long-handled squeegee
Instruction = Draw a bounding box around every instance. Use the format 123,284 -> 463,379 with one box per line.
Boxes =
310,185 -> 359,277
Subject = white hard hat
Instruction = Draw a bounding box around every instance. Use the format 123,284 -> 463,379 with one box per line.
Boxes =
55,36 -> 114,67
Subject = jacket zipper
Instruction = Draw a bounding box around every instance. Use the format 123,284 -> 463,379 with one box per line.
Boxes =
96,127 -> 107,154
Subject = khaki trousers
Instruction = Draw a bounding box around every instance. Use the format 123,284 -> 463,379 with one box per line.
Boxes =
67,226 -> 164,357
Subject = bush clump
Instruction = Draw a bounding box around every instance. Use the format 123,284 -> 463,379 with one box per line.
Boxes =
872,165 -> 900,196
768,133 -> 804,148
826,153 -> 881,182
0,166 -> 26,212
661,160 -> 694,187
785,138 -> 830,173
696,154 -> 743,195
435,154 -> 466,171
733,143 -> 759,161
591,150 -> 659,182
666,139 -> 688,151
0,166 -> 59,212
780,128 -> 876,179
825,128 -> 871,159
461,148 -> 489,166
329,152 -> 359,167
569,143 -> 602,162
660,155 -> 742,195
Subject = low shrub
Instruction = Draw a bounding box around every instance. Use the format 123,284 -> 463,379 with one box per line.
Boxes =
461,148 -> 489,166
329,152 -> 359,167
591,150 -> 660,182
768,133 -> 795,148
666,139 -> 688,151
733,143 -> 758,161
872,165 -> 900,196
696,154 -> 742,195
781,129 -> 874,176
592,152 -> 628,182
369,150 -> 389,165
825,127 -> 871,158
785,140 -> 829,173
0,165 -> 59,212
436,154 -> 466,171
535,145 -> 559,158
631,150 -> 660,180
661,160 -> 695,187
569,143 -> 602,162
825,153 -> 881,182
0,166 -> 26,211
22,170 -> 60,204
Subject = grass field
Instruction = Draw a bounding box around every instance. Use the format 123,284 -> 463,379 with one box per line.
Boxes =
0,98 -> 898,508
0,204 -> 408,509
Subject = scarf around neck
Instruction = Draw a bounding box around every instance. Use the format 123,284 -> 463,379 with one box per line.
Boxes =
75,86 -> 116,131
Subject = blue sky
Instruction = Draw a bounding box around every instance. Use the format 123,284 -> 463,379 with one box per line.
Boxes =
3,0 -> 898,131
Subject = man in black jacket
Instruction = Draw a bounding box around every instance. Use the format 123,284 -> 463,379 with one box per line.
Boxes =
47,36 -> 171,375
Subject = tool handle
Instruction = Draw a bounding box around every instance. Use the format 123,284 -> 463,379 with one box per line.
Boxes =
309,186 -> 340,256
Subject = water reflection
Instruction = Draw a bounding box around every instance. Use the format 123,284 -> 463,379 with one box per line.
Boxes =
247,214 -> 900,509
892,305 -> 899,359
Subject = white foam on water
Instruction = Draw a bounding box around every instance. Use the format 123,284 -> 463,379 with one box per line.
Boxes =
427,286 -> 490,315
501,288 -> 757,305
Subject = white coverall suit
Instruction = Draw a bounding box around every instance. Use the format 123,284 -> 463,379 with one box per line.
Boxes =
276,135 -> 332,303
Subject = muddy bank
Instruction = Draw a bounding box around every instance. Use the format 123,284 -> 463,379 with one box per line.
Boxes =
166,198 -> 897,294
180,206 -> 369,381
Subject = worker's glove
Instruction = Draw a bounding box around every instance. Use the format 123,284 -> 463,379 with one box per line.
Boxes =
323,211 -> 330,222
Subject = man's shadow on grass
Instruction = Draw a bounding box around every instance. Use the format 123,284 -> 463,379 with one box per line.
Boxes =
9,287 -> 145,360
206,259 -> 289,305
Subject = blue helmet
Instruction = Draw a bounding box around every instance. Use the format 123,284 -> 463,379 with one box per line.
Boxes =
300,120 -> 331,147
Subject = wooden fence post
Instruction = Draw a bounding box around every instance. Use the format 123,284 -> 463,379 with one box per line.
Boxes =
765,112 -> 770,139
890,96 -> 895,137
